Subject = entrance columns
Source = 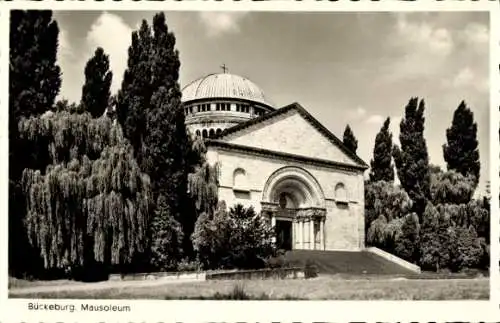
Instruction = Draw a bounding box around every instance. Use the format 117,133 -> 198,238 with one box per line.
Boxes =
271,215 -> 276,244
309,218 -> 316,250
297,220 -> 302,249
294,220 -> 302,250
319,219 -> 324,250
262,201 -> 327,251
301,220 -> 305,249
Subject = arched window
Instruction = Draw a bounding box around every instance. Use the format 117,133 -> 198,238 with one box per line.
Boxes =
209,129 -> 215,138
233,168 -> 248,191
196,130 -> 201,137
202,129 -> 208,138
335,183 -> 348,202
216,128 -> 222,136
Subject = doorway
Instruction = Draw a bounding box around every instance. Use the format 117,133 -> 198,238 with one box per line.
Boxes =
275,220 -> 292,250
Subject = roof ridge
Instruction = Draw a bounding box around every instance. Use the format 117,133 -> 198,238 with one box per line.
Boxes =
213,102 -> 368,168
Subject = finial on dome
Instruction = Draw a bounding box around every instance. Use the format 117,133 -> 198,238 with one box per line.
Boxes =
220,63 -> 228,74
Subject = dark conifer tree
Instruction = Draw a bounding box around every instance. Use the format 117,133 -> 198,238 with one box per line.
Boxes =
81,47 -> 113,118
150,195 -> 183,271
443,101 -> 480,188
117,13 -> 200,261
9,10 -> 61,277
394,213 -> 420,263
343,124 -> 358,153
117,19 -> 153,165
393,98 -> 431,218
147,13 -> 198,259
369,117 -> 395,183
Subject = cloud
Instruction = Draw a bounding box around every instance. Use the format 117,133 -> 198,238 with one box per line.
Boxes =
452,67 -> 474,87
395,13 -> 453,57
57,28 -> 73,60
85,12 -> 133,94
462,23 -> 489,45
447,67 -> 488,93
57,12 -> 132,103
365,115 -> 401,144
198,12 -> 248,37
382,13 -> 455,82
365,114 -> 384,125
389,116 -> 401,145
348,106 -> 367,119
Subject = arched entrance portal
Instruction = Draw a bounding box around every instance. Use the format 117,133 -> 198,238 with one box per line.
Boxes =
261,167 -> 327,251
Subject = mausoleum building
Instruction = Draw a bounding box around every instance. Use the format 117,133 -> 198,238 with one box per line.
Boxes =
182,71 -> 368,252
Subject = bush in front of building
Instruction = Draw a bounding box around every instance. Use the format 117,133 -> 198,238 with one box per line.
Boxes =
192,202 -> 275,270
304,259 -> 319,279
177,258 -> 203,272
265,249 -> 290,269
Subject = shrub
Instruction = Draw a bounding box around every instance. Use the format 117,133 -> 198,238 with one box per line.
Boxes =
364,181 -> 412,238
266,249 -> 289,269
430,170 -> 475,205
366,215 -> 404,253
192,202 -> 275,270
304,259 -> 318,279
394,213 -> 420,263
419,203 -> 452,271
177,258 -> 202,272
420,202 -> 486,272
150,195 -> 183,272
448,225 -> 483,272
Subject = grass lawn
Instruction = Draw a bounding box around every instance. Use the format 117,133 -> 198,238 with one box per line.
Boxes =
9,276 -> 489,300
8,277 -> 81,289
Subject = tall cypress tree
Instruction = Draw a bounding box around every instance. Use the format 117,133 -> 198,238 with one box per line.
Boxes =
393,97 -> 431,218
81,47 -> 113,118
117,13 -> 200,264
9,10 -> 62,277
442,101 -> 480,188
148,13 -> 199,261
343,124 -> 358,153
117,19 -> 153,166
9,10 -> 61,174
369,117 -> 395,183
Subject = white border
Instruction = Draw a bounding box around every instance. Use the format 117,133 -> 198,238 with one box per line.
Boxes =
489,1 -> 500,304
0,1 -> 499,322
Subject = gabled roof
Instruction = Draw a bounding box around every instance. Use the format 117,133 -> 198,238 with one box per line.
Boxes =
210,102 -> 368,169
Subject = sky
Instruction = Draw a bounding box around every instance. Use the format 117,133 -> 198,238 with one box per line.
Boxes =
53,10 -> 490,196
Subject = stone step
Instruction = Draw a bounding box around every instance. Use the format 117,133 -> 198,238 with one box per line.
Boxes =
284,250 -> 417,275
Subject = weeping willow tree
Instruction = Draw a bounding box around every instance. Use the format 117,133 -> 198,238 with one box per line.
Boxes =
187,137 -> 219,218
19,110 -> 151,275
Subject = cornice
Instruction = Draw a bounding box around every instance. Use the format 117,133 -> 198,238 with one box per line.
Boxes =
206,139 -> 368,173
185,112 -> 252,125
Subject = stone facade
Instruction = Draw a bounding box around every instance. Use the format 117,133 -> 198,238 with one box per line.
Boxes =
205,104 -> 367,251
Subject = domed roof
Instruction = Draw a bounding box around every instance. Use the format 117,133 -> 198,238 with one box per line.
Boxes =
181,73 -> 274,108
